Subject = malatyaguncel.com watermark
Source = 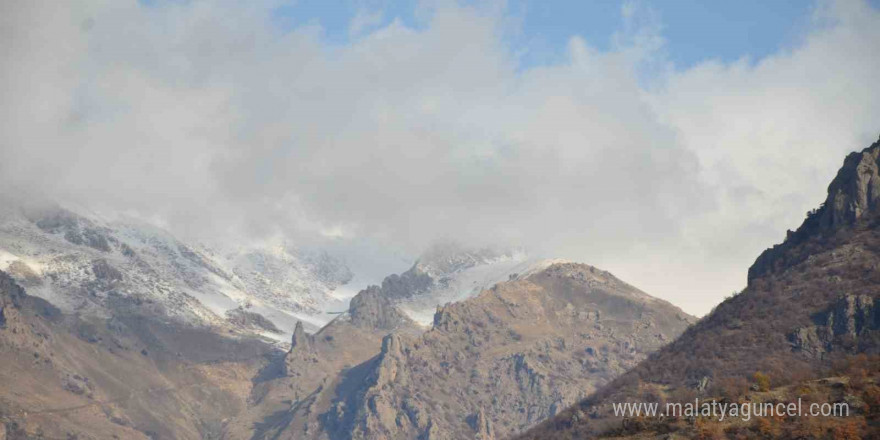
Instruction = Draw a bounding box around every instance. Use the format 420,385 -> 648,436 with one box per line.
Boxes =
611,399 -> 849,422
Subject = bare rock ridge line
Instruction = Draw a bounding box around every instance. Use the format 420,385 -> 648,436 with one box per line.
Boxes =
519,136 -> 880,439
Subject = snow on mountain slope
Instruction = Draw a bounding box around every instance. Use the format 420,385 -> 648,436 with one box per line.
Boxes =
389,243 -> 564,325
0,205 -> 353,341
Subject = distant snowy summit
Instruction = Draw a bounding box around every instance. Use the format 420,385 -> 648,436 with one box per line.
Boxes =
350,241 -> 564,325
0,203 -> 353,342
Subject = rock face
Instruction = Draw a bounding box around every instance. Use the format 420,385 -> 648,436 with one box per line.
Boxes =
225,306 -> 283,334
0,271 -> 25,327
521,137 -> 880,440
283,320 -> 318,376
819,139 -> 880,229
790,294 -> 879,358
223,279 -> 425,440
349,285 -> 415,330
750,136 -> 880,281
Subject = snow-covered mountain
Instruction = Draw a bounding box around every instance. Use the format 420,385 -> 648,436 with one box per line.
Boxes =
368,241 -> 556,325
0,204 -> 353,341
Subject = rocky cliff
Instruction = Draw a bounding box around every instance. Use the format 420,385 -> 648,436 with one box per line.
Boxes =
749,136 -> 880,281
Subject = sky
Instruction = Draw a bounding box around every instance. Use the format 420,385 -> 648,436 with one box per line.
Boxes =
2,0 -> 880,316
272,0 -> 817,69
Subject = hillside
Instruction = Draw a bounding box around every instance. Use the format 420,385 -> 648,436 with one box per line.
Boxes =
520,137 -> 880,439
0,270 -> 276,439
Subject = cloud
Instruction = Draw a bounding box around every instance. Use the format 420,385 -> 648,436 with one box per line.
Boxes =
1,0 -> 879,315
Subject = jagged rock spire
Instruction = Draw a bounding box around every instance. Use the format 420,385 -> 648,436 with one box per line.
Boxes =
291,320 -> 310,351
283,321 -> 315,377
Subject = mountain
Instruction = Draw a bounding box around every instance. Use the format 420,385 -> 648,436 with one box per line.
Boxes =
520,137 -> 880,439
0,203 -> 354,341
0,206 -> 697,439
232,259 -> 694,439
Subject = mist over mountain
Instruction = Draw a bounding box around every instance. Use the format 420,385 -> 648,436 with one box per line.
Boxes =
3,0 -> 880,315
3,1 -> 880,439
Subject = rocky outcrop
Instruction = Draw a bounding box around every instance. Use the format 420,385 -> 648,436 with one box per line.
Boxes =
284,321 -> 317,376
790,294 -> 879,357
818,139 -> 880,230
224,307 -> 282,334
349,286 -> 415,330
291,320 -> 311,350
0,271 -> 24,330
0,271 -> 25,311
345,334 -> 420,440
750,137 -> 880,281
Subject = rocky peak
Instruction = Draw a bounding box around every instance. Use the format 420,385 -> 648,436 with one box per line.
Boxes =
291,321 -> 310,351
284,320 -> 317,376
749,137 -> 880,281
348,286 -> 413,330
375,333 -> 408,386
817,137 -> 880,230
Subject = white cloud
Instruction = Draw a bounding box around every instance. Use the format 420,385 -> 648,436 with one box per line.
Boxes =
1,0 -> 878,315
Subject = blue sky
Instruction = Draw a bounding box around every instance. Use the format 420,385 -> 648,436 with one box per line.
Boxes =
270,0 -> 879,69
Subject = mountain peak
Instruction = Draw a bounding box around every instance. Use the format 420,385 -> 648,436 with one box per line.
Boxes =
816,137 -> 880,230
749,137 -> 880,281
291,321 -> 310,350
